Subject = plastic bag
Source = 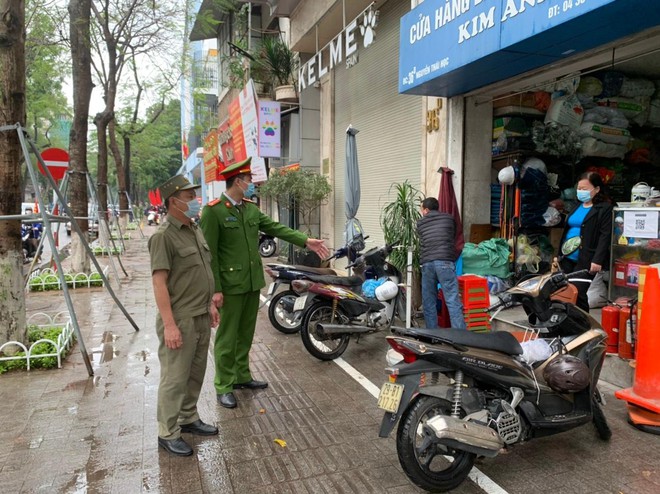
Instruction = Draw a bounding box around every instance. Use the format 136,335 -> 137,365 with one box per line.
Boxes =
521,339 -> 553,364
545,94 -> 584,129
461,239 -> 511,279
543,207 -> 561,227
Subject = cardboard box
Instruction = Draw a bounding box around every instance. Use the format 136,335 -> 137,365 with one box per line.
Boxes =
493,92 -> 537,109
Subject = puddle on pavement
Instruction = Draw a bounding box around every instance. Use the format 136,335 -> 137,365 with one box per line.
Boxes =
89,331 -> 119,369
63,470 -> 88,494
131,349 -> 150,361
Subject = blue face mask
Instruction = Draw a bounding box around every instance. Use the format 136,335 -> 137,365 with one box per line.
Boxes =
178,198 -> 201,218
240,179 -> 256,199
576,190 -> 592,203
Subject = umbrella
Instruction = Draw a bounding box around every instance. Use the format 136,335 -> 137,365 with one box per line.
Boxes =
438,167 -> 465,257
345,125 -> 365,256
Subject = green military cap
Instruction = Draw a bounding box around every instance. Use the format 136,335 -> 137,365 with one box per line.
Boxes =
159,175 -> 201,201
218,157 -> 252,181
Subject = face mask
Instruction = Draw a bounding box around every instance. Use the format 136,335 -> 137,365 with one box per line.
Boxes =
239,179 -> 256,198
576,190 -> 592,203
176,198 -> 201,218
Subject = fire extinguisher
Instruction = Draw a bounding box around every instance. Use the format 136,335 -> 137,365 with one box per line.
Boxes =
618,298 -> 638,360
601,304 -> 620,354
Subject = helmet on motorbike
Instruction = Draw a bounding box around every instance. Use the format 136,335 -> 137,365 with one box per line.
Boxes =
375,280 -> 398,301
543,355 -> 590,393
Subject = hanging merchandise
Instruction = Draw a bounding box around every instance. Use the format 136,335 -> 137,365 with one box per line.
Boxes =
631,182 -> 651,203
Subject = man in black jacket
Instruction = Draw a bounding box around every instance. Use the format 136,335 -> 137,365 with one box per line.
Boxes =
417,197 -> 466,330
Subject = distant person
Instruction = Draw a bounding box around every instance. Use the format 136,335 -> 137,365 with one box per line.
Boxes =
22,207 -> 42,260
417,197 -> 466,330
558,171 -> 614,312
200,158 -> 329,409
148,175 -> 220,457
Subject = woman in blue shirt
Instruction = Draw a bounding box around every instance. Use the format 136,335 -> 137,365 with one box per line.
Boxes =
559,172 -> 614,312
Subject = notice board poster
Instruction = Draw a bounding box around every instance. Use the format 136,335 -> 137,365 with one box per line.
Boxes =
258,101 -> 281,158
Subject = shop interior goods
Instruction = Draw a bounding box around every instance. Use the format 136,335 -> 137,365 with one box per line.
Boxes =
492,69 -> 660,286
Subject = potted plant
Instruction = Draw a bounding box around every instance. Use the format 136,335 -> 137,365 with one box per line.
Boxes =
256,36 -> 298,102
259,168 -> 331,266
380,181 -> 423,308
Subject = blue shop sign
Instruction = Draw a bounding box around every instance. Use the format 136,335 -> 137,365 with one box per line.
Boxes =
399,0 -> 660,97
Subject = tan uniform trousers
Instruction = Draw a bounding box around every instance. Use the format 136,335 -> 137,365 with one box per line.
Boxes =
156,312 -> 210,440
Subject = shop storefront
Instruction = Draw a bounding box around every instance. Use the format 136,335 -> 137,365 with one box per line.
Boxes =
299,0 -> 423,247
399,0 -> 660,282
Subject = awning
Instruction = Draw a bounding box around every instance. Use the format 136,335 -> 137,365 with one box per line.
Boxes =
399,0 -> 660,98
189,0 -> 228,42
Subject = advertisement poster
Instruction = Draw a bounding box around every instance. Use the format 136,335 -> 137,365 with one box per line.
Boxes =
238,80 -> 267,182
258,101 -> 281,158
203,129 -> 220,182
217,119 -> 234,168
228,97 -> 247,165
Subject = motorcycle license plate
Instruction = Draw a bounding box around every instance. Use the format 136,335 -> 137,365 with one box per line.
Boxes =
293,294 -> 308,312
267,282 -> 276,296
377,382 -> 404,413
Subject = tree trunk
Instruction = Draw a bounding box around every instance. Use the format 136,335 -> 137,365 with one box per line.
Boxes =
94,114 -> 111,244
68,0 -> 92,274
123,134 -> 132,219
109,119 -> 128,228
0,0 -> 26,349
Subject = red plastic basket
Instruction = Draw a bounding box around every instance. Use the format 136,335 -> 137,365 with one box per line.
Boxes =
458,275 -> 490,309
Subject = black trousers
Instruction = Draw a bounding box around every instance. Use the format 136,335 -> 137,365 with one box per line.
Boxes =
559,257 -> 594,312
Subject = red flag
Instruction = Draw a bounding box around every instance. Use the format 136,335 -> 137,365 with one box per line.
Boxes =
155,188 -> 162,205
438,167 -> 465,257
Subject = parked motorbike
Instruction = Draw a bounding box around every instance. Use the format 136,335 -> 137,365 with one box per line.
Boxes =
147,210 -> 159,226
291,244 -> 410,360
259,233 -> 277,257
264,241 -> 363,334
377,268 -> 610,492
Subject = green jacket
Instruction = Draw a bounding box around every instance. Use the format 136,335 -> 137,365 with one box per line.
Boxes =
200,194 -> 308,295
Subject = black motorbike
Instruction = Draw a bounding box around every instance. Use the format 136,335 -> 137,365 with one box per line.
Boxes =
291,244 -> 411,361
264,242 -> 362,334
259,233 -> 277,257
377,268 -> 610,492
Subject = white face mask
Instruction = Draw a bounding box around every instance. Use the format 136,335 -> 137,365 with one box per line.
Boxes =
174,197 -> 200,218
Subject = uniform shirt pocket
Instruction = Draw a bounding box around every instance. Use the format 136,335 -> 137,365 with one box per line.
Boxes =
177,246 -> 201,267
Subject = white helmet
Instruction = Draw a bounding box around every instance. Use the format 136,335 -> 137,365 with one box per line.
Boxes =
375,280 -> 398,301
498,166 -> 515,185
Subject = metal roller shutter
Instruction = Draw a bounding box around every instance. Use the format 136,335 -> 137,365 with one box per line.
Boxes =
333,0 -> 422,248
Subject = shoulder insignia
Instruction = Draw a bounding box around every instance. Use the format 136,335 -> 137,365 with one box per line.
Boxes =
208,198 -> 221,207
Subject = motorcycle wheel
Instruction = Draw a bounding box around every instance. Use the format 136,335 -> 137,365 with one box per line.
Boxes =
397,396 -> 476,493
268,290 -> 302,334
259,238 -> 276,257
592,392 -> 612,441
300,300 -> 350,361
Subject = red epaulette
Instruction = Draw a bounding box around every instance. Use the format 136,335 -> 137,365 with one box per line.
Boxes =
208,198 -> 221,206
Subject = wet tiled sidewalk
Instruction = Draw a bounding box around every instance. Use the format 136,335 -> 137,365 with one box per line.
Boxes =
1,231 -> 659,494
0,233 -> 437,494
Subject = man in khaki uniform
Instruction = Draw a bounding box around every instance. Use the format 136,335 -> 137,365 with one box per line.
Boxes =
148,175 -> 220,456
201,158 -> 329,408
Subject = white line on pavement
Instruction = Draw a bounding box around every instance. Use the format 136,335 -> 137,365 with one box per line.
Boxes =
259,294 -> 509,494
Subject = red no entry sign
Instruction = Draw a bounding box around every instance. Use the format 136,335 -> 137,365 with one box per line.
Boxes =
39,148 -> 70,181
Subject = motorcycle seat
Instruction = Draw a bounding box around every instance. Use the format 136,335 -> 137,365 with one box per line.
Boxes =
293,266 -> 337,276
305,274 -> 363,287
394,327 -> 523,355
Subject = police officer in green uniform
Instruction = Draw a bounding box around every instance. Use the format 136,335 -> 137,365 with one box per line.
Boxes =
148,175 -> 220,456
201,158 -> 329,408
